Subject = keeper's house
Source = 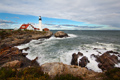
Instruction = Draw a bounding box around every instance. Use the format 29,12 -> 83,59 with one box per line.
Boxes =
19,24 -> 39,30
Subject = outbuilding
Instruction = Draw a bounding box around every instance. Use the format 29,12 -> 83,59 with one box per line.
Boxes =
43,28 -> 49,31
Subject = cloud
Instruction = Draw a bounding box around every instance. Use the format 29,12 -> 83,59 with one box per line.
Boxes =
0,23 -> 10,29
0,19 -> 18,29
42,23 -> 106,30
0,0 -> 120,29
0,19 -> 15,24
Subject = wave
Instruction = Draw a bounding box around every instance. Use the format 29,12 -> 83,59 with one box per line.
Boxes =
46,33 -> 78,40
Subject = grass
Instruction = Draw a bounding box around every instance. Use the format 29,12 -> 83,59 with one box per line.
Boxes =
0,67 -> 84,80
1,66 -> 119,80
0,30 -> 12,39
103,68 -> 120,80
54,74 -> 83,80
0,67 -> 50,80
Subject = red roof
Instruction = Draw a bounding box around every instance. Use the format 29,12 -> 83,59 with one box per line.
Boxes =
43,28 -> 49,31
20,24 -> 39,30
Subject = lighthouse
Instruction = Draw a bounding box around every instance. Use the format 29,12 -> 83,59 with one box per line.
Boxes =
39,16 -> 42,31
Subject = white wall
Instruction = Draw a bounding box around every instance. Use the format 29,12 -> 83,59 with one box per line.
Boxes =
39,20 -> 42,31
27,25 -> 34,30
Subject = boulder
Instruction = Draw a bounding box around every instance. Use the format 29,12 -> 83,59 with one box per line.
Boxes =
41,62 -> 96,79
1,60 -> 22,68
54,31 -> 68,38
79,56 -> 90,67
97,51 -> 119,71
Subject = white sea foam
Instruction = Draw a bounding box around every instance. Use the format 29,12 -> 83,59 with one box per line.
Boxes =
68,34 -> 78,38
115,63 -> 120,67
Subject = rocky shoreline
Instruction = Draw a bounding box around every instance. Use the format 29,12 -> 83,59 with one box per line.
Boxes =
0,30 -> 53,68
0,30 -> 120,80
0,30 -> 53,50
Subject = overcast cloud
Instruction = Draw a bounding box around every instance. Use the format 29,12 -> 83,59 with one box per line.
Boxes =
0,0 -> 120,29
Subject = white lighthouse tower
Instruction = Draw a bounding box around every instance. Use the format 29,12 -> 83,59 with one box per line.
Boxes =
39,16 -> 42,31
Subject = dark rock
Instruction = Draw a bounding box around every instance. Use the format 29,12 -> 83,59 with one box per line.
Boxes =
97,51 -> 102,54
71,53 -> 78,65
71,52 -> 86,66
21,53 -> 28,57
0,47 -> 39,68
105,50 -> 119,54
20,47 -> 30,51
91,54 -> 98,59
31,57 -> 38,66
97,51 -> 119,71
79,56 -> 90,67
0,30 -> 54,68
118,54 -> 120,57
93,48 -> 98,50
54,31 -> 68,38
78,52 -> 83,56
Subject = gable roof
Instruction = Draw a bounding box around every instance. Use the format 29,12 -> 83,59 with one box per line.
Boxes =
20,24 -> 39,30
20,24 -> 32,29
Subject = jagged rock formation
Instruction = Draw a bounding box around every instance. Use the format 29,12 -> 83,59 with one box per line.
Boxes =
96,51 -> 120,71
0,47 -> 39,68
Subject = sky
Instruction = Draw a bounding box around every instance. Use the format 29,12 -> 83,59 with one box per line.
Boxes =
0,0 -> 120,30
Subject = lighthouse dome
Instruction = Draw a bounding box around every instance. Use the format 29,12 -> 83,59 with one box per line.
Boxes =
39,16 -> 42,20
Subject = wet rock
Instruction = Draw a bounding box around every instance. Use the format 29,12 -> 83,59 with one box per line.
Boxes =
21,53 -> 28,57
118,54 -> 120,57
79,56 -> 90,67
105,50 -> 119,54
71,52 -> 84,66
0,47 -> 39,68
54,31 -> 68,38
91,54 -> 98,59
71,53 -> 78,65
93,48 -> 98,50
78,52 -> 83,56
20,47 -> 30,51
31,57 -> 38,66
1,60 -> 22,68
97,51 -> 119,71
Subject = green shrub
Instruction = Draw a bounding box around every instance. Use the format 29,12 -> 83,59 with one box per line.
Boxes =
0,67 -> 50,80
0,67 -> 16,80
0,30 -> 13,40
104,68 -> 120,80
54,74 -> 83,80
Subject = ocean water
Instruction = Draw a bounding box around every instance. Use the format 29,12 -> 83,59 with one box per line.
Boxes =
16,30 -> 120,72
